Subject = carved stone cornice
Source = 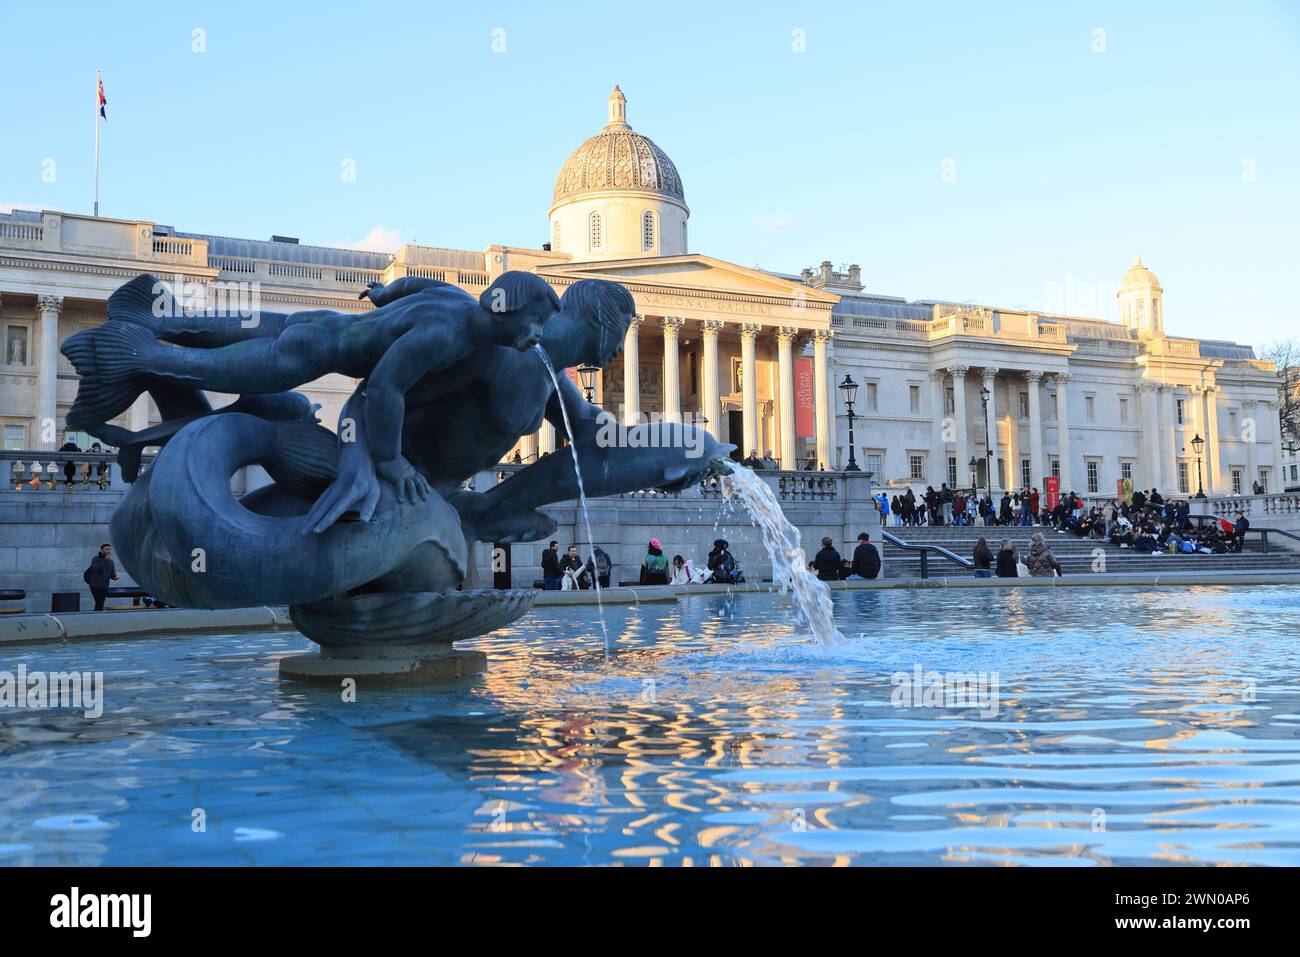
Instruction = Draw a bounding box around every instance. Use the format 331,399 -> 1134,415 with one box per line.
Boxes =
1138,381 -> 1160,393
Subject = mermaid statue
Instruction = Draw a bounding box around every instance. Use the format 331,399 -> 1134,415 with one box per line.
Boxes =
62,272 -> 732,679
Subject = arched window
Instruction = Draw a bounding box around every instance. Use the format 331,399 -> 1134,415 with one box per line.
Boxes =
589,211 -> 603,251
641,210 -> 656,252
552,220 -> 561,252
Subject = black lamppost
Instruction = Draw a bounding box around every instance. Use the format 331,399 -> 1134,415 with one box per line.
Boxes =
839,374 -> 861,472
1190,433 -> 1206,499
968,455 -> 978,495
577,363 -> 599,403
979,385 -> 992,497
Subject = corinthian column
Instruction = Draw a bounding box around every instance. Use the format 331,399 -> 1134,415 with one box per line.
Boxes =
740,323 -> 761,460
1025,370 -> 1045,489
700,319 -> 723,439
35,295 -> 63,450
1139,382 -> 1161,488
1202,384 -> 1220,494
812,330 -> 833,470
622,315 -> 642,425
949,365 -> 970,486
1055,373 -> 1073,492
776,326 -> 797,469
662,316 -> 684,424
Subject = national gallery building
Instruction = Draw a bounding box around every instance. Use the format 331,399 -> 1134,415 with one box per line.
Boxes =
0,87 -> 1285,497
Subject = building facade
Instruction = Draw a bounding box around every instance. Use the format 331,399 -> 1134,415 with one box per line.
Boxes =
0,87 -> 1284,497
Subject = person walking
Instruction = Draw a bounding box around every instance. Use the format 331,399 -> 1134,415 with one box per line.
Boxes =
640,538 -> 670,585
847,532 -> 882,580
877,492 -> 890,526
84,543 -> 119,611
540,540 -> 562,590
972,537 -> 994,578
1025,532 -> 1064,577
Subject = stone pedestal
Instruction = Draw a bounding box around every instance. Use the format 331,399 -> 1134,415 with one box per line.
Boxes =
279,646 -> 487,685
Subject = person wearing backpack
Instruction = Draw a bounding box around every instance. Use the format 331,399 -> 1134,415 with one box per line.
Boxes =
640,538 -> 670,585
707,539 -> 738,584
84,543 -> 119,611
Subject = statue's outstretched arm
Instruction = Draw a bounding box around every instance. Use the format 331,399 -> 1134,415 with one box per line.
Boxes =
542,373 -> 602,439
361,277 -> 465,308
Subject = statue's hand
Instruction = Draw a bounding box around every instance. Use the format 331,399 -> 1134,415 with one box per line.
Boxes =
306,447 -> 382,534
377,456 -> 430,504
358,281 -> 384,302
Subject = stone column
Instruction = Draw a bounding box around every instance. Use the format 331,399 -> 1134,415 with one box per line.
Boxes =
1203,384 -> 1220,494
776,326 -> 797,469
622,315 -> 642,426
539,420 -> 556,456
1025,370 -> 1045,489
740,323 -> 761,459
1055,372 -> 1073,493
128,394 -> 151,432
700,319 -> 723,439
35,294 -> 63,450
1003,374 -> 1020,489
813,329 -> 833,470
1139,382 -> 1161,488
930,370 -> 947,487
1244,399 -> 1258,490
982,367 -> 999,491
662,315 -> 684,424
949,365 -> 970,488
520,431 -> 539,463
1165,387 -> 1181,494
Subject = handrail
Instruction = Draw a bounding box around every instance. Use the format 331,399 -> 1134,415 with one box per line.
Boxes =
880,530 -> 974,578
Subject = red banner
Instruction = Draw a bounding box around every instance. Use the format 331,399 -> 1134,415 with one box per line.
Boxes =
794,356 -> 815,438
1045,476 -> 1059,511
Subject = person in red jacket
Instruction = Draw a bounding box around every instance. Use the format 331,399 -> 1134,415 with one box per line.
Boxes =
1029,487 -> 1041,525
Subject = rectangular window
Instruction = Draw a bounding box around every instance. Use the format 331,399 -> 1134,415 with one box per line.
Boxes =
1086,459 -> 1100,494
909,384 -> 920,414
865,451 -> 884,481
1120,461 -> 1133,481
1051,458 -> 1060,479
909,453 -> 924,481
944,387 -> 954,415
1020,458 -> 1031,489
997,458 -> 1006,489
1177,461 -> 1189,494
1258,470 -> 1269,494
948,456 -> 957,487
1231,468 -> 1243,494
1119,397 -> 1130,424
1084,395 -> 1096,423
4,325 -> 29,366
1018,392 -> 1029,420
3,424 -> 25,450
1292,464 -> 1298,482
1177,399 -> 1185,425
866,382 -> 879,413
688,351 -> 698,395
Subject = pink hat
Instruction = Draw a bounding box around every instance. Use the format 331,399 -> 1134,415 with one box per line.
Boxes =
649,538 -> 661,550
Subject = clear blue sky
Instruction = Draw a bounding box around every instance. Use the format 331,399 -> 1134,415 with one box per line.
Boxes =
2,0 -> 1297,348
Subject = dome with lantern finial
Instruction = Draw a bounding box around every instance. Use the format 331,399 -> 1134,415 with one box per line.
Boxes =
1117,255 -> 1164,337
549,86 -> 689,261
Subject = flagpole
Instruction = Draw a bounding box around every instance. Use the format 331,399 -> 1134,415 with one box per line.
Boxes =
93,70 -> 101,217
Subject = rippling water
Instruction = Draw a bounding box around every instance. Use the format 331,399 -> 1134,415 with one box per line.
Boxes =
2,585 -> 1299,866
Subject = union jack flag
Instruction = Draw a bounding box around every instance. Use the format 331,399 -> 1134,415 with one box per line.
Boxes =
97,73 -> 107,121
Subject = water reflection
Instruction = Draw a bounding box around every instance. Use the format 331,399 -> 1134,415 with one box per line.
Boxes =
1,586 -> 1299,865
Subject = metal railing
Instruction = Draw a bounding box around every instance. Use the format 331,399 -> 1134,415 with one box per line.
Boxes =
1187,513 -> 1300,555
880,530 -> 974,578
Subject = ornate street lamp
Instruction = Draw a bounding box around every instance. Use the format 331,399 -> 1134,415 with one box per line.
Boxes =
576,363 -> 599,403
979,386 -> 992,498
839,374 -> 861,472
968,455 -> 978,493
1190,433 -> 1206,499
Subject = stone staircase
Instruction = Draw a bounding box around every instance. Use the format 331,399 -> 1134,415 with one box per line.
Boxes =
875,521 -> 1300,579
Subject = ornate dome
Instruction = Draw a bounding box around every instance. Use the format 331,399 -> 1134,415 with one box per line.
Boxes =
1120,255 -> 1162,291
552,86 -> 685,207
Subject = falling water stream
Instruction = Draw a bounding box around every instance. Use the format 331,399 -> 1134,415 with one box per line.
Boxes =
535,347 -> 611,660
720,466 -> 845,647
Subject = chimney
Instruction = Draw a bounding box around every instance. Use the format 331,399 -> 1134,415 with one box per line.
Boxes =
847,264 -> 862,287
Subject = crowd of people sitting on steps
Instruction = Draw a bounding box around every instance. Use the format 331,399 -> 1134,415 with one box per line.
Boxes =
538,538 -> 748,590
